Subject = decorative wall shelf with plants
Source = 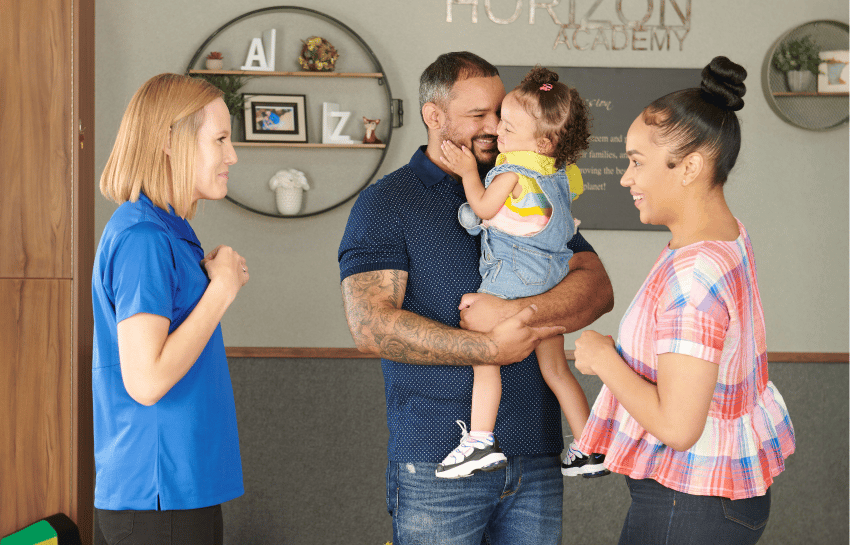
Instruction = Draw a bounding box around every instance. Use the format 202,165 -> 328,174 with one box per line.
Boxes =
762,20 -> 849,131
185,6 -> 402,218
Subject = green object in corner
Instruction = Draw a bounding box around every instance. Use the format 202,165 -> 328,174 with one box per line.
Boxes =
1,514 -> 80,545
1,520 -> 57,545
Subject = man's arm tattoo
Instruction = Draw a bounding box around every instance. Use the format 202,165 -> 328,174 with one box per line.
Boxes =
341,271 -> 497,365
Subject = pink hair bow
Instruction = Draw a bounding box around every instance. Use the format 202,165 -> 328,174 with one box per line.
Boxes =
539,83 -> 553,91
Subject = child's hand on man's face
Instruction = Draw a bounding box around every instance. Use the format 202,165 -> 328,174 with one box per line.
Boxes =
440,140 -> 478,178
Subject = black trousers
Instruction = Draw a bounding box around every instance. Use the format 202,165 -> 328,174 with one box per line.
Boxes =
94,505 -> 222,545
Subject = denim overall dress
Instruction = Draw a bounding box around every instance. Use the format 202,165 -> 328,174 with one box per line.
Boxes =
458,163 -> 575,300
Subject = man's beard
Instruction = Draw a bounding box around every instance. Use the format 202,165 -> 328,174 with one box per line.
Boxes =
440,126 -> 499,169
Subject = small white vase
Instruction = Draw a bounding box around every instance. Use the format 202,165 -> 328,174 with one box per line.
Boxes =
786,70 -> 814,92
275,187 -> 304,215
205,58 -> 224,70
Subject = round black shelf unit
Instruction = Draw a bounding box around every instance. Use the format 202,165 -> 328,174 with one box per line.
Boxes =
762,19 -> 849,131
186,6 -> 395,218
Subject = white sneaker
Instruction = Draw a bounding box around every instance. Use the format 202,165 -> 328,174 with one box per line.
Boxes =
561,441 -> 609,478
435,421 -> 507,479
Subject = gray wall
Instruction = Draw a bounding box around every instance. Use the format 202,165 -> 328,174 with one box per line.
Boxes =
226,358 -> 848,544
95,0 -> 849,352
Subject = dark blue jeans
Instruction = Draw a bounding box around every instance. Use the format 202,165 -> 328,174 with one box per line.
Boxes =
619,476 -> 770,545
387,455 -> 563,545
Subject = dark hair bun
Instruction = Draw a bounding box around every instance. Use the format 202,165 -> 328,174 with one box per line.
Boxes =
700,56 -> 747,111
521,65 -> 559,86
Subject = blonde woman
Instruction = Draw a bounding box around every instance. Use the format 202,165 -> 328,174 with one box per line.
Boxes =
92,73 -> 247,545
574,57 -> 795,544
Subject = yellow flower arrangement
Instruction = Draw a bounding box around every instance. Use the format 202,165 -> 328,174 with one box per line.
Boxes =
298,36 -> 339,72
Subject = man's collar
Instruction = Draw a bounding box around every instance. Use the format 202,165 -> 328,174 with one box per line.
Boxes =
409,146 -> 455,188
409,145 -> 492,188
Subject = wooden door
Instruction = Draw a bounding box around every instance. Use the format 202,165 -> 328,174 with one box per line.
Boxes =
0,0 -> 95,541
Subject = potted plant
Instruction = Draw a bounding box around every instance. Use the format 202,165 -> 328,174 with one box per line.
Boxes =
772,35 -> 821,92
205,51 -> 224,70
193,73 -> 251,138
269,168 -> 310,215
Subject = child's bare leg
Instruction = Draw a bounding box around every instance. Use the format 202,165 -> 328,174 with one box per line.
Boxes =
471,364 -> 501,433
536,335 -> 589,438
435,364 -> 507,478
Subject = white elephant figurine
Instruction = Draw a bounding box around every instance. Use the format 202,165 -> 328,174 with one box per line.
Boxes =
269,168 -> 310,215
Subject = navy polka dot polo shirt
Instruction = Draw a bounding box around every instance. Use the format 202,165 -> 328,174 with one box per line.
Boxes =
339,146 -> 595,462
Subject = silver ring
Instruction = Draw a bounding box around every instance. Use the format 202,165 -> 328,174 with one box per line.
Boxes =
242,267 -> 247,273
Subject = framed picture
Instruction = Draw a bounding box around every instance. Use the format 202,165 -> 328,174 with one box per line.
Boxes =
243,93 -> 308,142
818,50 -> 849,93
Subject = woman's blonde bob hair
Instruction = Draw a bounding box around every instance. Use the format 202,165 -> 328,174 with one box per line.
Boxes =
100,73 -> 224,219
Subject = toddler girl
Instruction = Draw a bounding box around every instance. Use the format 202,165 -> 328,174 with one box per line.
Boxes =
436,66 -> 606,479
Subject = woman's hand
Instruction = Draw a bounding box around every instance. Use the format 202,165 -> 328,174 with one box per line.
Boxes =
574,330 -> 719,450
573,330 -> 617,376
120,245 -> 249,406
202,245 -> 248,301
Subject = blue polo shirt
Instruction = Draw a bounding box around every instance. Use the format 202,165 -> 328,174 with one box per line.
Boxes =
92,193 -> 243,510
339,147 -> 595,462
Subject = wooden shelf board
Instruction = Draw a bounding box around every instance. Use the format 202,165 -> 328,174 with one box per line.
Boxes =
232,142 -> 386,149
772,92 -> 849,97
190,69 -> 383,78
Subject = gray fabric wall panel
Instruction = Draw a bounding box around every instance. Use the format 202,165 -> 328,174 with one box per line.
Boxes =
224,359 -> 847,544
225,358 -> 390,544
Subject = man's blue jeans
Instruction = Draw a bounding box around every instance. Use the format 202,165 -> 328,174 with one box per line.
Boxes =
387,455 -> 563,545
619,476 -> 771,545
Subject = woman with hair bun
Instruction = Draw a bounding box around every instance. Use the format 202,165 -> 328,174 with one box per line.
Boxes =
573,57 -> 795,544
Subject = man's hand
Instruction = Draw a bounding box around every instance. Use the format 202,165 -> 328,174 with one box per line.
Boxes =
460,251 -> 614,333
486,304 -> 566,365
341,270 -> 562,366
459,292 -> 519,333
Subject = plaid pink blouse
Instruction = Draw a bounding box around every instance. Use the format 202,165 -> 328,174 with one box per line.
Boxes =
577,220 -> 795,499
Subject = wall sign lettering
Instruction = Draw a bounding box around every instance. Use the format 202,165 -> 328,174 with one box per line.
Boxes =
447,0 -> 692,51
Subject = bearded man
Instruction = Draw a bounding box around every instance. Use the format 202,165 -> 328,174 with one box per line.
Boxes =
338,51 -> 613,545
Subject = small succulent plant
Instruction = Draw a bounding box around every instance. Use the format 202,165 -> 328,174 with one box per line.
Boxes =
772,36 -> 821,76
